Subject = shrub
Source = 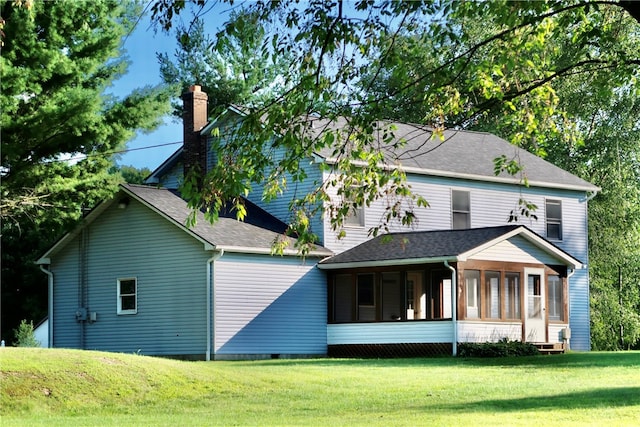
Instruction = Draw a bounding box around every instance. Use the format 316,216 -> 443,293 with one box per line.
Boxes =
13,320 -> 40,347
458,338 -> 539,357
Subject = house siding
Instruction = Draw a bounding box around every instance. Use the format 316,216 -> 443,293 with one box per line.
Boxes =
158,161 -> 182,189
327,321 -> 453,345
51,198 -> 211,357
213,253 -> 327,357
469,235 -> 565,265
457,321 -> 523,343
322,173 -> 591,350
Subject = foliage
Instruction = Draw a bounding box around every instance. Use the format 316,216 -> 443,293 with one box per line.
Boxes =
12,320 -> 40,347
457,339 -> 540,358
112,165 -> 153,185
0,0 -> 171,342
2,348 -> 640,426
158,9 -> 292,119
148,1 -> 640,255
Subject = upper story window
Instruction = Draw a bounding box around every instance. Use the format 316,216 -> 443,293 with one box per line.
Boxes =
546,199 -> 562,240
117,278 -> 137,315
452,190 -> 471,229
343,188 -> 365,227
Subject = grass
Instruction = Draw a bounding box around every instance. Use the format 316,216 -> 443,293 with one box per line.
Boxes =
1,348 -> 639,426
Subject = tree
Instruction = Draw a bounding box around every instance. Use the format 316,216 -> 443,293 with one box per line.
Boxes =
113,165 -> 153,185
0,0 -> 171,341
148,0 -> 639,256
157,10 -> 292,119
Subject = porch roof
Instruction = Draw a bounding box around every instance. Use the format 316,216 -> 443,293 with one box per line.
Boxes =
317,225 -> 583,270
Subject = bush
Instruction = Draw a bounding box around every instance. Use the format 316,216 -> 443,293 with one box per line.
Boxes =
458,338 -> 539,357
13,320 -> 40,347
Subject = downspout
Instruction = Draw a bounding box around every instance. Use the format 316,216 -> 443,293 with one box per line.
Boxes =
39,265 -> 54,348
566,267 -> 576,351
444,260 -> 457,357
206,249 -> 224,361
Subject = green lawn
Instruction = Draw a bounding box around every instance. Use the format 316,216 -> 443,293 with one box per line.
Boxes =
1,348 -> 639,426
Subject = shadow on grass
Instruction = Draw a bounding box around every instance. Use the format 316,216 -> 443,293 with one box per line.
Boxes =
234,351 -> 640,370
438,386 -> 640,412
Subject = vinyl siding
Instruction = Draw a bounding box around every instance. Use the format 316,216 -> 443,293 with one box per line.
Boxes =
322,173 -> 591,350
213,253 -> 327,355
51,198 -> 210,356
158,161 -> 182,189
469,235 -> 566,265
327,321 -> 453,345
457,321 -> 523,343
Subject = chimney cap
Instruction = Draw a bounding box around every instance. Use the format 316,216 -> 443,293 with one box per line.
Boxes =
189,84 -> 201,93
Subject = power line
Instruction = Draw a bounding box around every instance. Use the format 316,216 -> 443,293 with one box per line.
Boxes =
44,141 -> 182,165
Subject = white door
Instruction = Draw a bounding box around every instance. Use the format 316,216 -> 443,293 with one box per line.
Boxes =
524,268 -> 546,342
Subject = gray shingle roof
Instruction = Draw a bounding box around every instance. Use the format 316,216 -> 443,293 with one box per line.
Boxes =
122,184 -> 332,256
318,224 -> 581,269
319,225 -> 519,266
312,121 -> 599,192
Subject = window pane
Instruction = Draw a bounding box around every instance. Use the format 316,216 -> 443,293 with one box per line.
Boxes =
120,280 -> 136,295
357,274 -> 376,321
452,190 -> 470,211
546,200 -> 562,240
504,272 -> 520,319
485,271 -> 501,319
333,274 -> 352,322
382,272 -> 402,320
121,295 -> 136,311
464,270 -> 480,319
407,271 -> 425,320
527,275 -> 542,319
453,212 -> 470,230
547,275 -> 563,321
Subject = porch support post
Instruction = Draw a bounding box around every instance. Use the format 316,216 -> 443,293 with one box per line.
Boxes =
444,261 -> 457,357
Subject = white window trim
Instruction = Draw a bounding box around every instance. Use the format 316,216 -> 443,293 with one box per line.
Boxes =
117,277 -> 137,315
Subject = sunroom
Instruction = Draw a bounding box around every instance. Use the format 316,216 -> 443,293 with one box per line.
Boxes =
318,225 -> 582,357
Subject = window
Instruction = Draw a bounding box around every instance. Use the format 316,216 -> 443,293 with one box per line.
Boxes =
504,272 -> 521,319
117,278 -> 137,315
547,275 -> 564,321
527,274 -> 542,319
464,270 -> 480,318
452,190 -> 470,229
546,199 -> 562,240
332,274 -> 352,322
343,188 -> 365,227
485,271 -> 501,319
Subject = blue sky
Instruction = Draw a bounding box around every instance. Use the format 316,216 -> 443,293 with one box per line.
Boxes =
110,4 -> 228,171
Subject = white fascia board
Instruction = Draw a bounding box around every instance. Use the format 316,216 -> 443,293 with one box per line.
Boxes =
217,245 -> 332,258
317,256 -> 458,270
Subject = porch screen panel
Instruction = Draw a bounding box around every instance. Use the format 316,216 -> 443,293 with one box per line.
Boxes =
547,275 -> 563,321
485,271 -> 501,319
504,272 -> 521,319
357,274 -> 376,321
333,274 -> 352,322
382,272 -> 402,321
406,271 -> 425,320
464,270 -> 480,319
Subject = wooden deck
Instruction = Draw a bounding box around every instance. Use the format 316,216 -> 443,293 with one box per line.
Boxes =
534,342 -> 566,355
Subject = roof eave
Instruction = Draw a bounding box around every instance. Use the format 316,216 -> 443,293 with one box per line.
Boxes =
321,157 -> 600,193
317,256 -> 459,270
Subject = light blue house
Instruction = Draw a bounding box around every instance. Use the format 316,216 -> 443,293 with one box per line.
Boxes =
38,86 -> 599,359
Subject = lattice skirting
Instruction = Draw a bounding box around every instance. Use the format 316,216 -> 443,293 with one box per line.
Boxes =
328,343 -> 453,358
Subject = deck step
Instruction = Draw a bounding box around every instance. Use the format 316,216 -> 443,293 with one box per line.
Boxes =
534,342 -> 565,355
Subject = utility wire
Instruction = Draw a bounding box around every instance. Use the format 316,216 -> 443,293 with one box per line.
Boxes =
43,141 -> 182,164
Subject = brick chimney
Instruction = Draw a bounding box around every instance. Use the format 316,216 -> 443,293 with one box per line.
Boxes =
182,85 -> 209,181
